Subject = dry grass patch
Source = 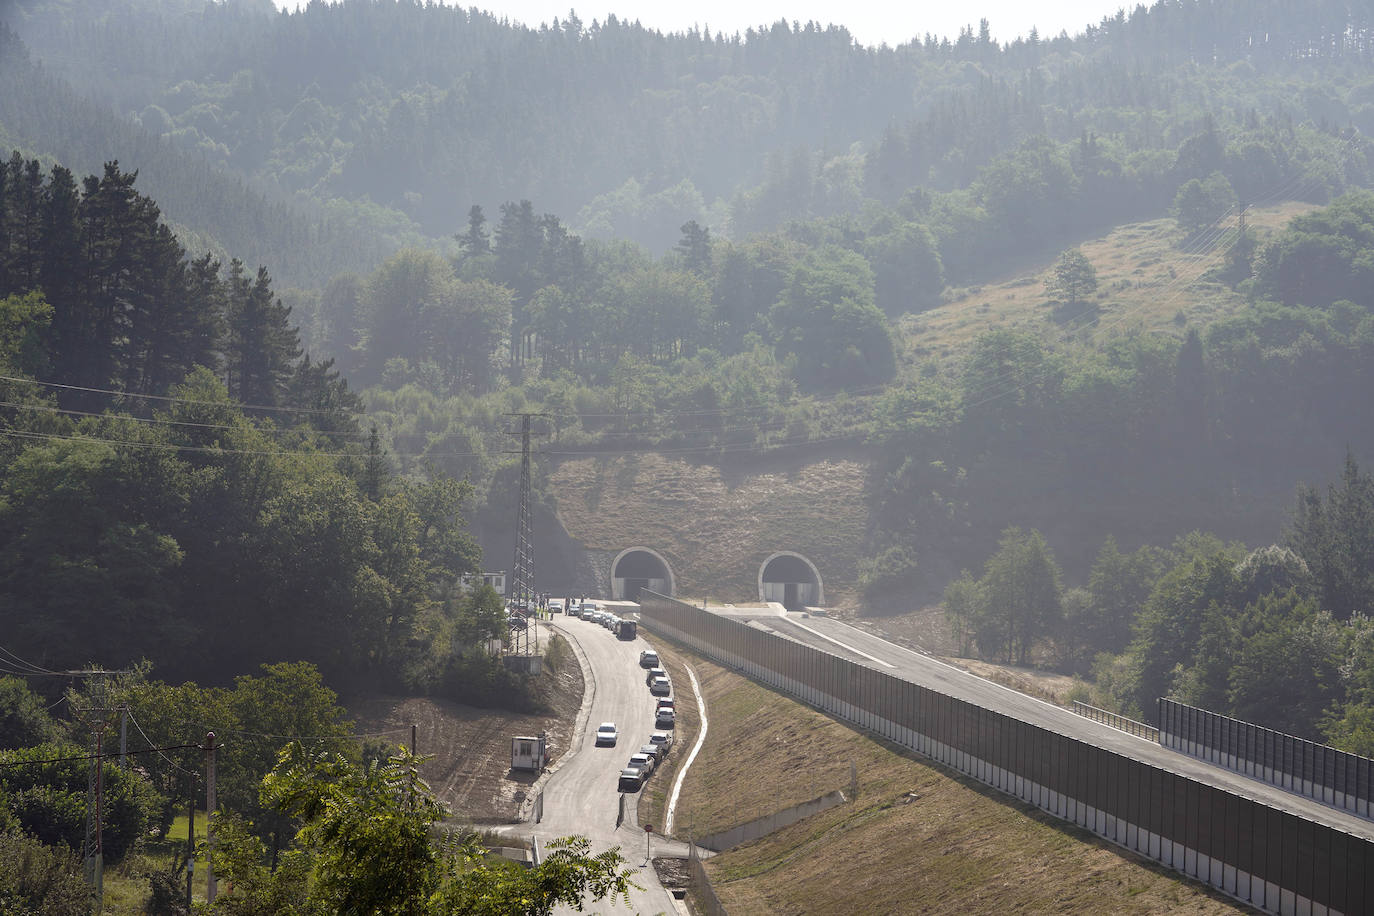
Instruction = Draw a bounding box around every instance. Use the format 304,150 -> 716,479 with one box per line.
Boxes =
902,202 -> 1316,360
666,651 -> 1250,914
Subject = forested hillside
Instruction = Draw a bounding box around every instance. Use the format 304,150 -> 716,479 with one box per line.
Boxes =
0,153 -> 529,703
4,0 -> 1373,278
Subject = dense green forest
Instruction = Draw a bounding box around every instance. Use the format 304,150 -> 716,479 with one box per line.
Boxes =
0,153 -> 532,698
4,0 -> 1374,284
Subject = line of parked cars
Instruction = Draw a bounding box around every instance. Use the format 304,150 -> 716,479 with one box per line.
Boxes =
612,647 -> 679,792
568,601 -> 640,639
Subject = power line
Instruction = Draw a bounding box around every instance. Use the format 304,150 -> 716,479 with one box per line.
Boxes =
0,373 -> 356,421
0,398 -> 373,440
0,743 -> 201,769
0,643 -> 66,677
124,709 -> 199,779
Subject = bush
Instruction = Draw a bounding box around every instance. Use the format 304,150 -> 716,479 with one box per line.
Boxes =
0,831 -> 88,915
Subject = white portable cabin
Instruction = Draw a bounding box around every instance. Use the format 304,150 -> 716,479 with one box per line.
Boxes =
511,734 -> 548,771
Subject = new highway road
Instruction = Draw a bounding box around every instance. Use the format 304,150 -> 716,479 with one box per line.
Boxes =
709,603 -> 1374,842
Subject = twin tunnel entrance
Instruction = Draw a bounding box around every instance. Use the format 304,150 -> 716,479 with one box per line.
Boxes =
611,547 -> 824,610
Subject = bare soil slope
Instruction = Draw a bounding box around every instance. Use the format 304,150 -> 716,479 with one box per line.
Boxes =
550,453 -> 869,609
348,634 -> 584,824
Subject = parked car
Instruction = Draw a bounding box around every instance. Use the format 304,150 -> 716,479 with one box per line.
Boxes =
639,649 -> 660,668
644,666 -> 667,686
595,722 -> 618,746
580,601 -> 598,616
655,707 -> 676,728
649,731 -> 674,753
618,767 -> 644,793
655,697 -> 676,714
639,744 -> 662,765
548,598 -> 564,614
506,614 -> 528,629
628,752 -> 654,775
649,676 -> 671,697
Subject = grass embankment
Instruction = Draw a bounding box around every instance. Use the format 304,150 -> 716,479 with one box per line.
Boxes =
650,644 -> 1251,915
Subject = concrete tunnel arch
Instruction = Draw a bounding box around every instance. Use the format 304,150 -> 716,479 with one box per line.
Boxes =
612,547 -> 675,602
758,551 -> 824,610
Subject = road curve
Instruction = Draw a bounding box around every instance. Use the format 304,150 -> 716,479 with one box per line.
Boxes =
532,615 -> 686,914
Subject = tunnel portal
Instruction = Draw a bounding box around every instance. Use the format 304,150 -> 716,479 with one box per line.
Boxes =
612,547 -> 674,601
759,552 -> 824,610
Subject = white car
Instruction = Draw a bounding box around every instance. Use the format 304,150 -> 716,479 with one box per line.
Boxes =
655,708 -> 675,728
595,722 -> 618,746
649,731 -> 674,752
639,649 -> 660,668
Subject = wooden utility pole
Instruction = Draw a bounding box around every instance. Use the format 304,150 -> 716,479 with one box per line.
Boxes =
205,732 -> 218,904
185,795 -> 195,910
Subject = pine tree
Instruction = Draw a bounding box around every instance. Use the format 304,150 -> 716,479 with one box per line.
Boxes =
226,260 -> 301,408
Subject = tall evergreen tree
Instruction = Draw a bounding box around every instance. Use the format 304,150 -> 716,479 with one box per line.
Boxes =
226,260 -> 301,408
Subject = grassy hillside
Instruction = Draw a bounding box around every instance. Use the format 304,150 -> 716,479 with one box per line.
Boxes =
649,642 -> 1247,914
904,202 -> 1313,362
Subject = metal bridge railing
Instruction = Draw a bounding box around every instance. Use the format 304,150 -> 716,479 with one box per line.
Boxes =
1071,701 -> 1159,742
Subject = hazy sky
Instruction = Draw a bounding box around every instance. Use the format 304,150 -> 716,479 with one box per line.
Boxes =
273,1 -> 1131,47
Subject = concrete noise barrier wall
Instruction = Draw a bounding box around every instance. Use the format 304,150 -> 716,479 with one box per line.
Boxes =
638,592 -> 1374,915
1160,697 -> 1374,821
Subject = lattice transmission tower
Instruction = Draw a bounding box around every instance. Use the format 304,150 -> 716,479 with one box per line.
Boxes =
506,413 -> 546,663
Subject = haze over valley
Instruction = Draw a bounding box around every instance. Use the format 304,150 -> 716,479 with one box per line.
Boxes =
1,0 -> 1373,911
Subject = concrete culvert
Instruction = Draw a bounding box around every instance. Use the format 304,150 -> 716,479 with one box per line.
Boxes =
759,552 -> 823,610
612,547 -> 674,601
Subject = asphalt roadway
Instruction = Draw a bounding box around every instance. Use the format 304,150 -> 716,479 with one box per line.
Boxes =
710,603 -> 1374,842
518,612 -> 689,915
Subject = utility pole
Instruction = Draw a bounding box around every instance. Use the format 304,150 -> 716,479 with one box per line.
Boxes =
205,732 -> 218,904
74,669 -> 126,914
185,794 -> 195,911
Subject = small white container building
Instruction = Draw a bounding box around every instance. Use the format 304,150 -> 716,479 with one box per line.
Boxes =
511,734 -> 548,771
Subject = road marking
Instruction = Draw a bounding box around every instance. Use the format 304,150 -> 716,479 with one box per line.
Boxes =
664,662 -> 705,836
786,618 -> 897,668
